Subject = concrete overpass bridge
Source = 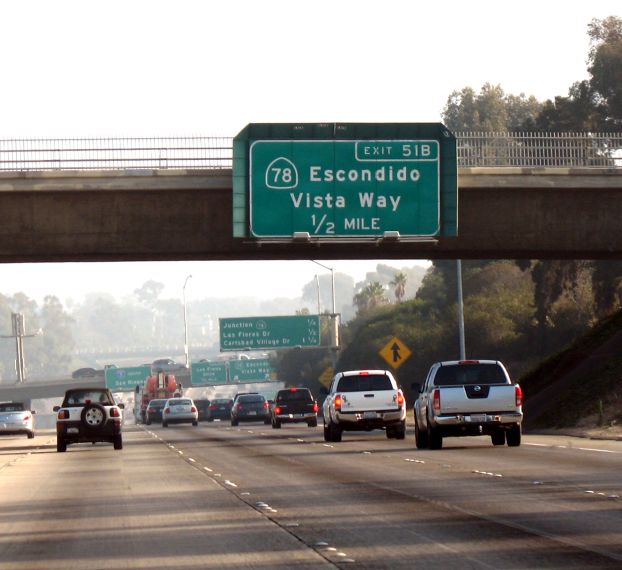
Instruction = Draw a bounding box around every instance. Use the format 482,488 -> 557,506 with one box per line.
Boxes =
0,131 -> 620,263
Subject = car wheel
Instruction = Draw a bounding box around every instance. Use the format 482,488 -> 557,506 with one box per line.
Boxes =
146,419 -> 151,425
113,435 -> 123,450
208,418 -> 214,422
27,431 -> 35,439
57,437 -> 67,452
81,404 -> 106,430
327,420 -> 342,442
272,419 -> 281,429
308,419 -> 318,428
491,430 -> 506,446
429,426 -> 443,450
414,417 -> 429,449
192,420 -> 198,426
323,419 -> 331,442
386,427 -> 396,439
395,420 -> 406,440
231,418 -> 238,426
507,424 -> 522,447
162,421 -> 168,428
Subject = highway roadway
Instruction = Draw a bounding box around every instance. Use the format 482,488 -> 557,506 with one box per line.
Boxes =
1,422 -> 621,569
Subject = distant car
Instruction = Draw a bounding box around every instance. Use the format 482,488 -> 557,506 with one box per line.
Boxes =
162,397 -> 198,427
71,367 -> 98,379
194,399 -> 210,421
0,402 -> 35,438
145,398 -> 167,425
230,393 -> 270,426
206,398 -> 233,421
271,387 -> 318,428
151,358 -> 186,372
54,387 -> 124,452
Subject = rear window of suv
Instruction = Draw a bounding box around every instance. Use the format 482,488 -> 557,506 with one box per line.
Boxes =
337,374 -> 393,392
434,363 -> 508,386
276,389 -> 313,402
238,395 -> 265,404
62,390 -> 114,406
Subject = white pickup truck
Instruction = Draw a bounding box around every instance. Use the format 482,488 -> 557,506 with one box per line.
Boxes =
322,369 -> 406,442
413,360 -> 523,449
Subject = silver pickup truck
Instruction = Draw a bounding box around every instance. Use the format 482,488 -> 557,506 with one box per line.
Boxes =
413,360 -> 523,449
322,369 -> 406,442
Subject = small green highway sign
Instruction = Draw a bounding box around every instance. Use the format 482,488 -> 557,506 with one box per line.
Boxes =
190,362 -> 228,385
229,358 -> 276,383
250,140 -> 439,237
219,315 -> 320,351
233,123 -> 457,240
105,366 -> 151,392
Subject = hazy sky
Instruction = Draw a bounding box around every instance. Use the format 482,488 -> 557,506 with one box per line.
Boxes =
0,0 -> 619,303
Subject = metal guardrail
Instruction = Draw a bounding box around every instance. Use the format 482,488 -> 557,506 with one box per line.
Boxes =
0,133 -> 620,171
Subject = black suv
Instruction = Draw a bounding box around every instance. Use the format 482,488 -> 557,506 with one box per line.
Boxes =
54,388 -> 124,452
230,393 -> 270,426
271,387 -> 318,428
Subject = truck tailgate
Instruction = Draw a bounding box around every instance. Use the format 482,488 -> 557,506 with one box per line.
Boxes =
341,390 -> 399,412
439,385 -> 517,414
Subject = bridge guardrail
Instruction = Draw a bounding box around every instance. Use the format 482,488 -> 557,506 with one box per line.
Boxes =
0,133 -> 620,171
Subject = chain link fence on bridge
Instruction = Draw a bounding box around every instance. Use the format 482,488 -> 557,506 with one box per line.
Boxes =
0,133 -> 620,171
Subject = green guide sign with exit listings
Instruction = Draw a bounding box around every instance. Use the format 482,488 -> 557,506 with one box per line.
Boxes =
232,123 -> 457,240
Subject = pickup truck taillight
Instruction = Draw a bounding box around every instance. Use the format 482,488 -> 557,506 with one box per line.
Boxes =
274,406 -> 282,414
58,409 -> 69,420
110,408 -> 121,418
515,385 -> 523,407
312,402 -> 318,413
334,394 -> 343,411
396,392 -> 405,407
433,389 -> 441,413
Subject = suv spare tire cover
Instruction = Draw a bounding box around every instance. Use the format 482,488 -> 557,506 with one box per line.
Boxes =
81,404 -> 106,430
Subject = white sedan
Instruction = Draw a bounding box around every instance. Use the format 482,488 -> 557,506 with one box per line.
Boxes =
162,398 -> 198,427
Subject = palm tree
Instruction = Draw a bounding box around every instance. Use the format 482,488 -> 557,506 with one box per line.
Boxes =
390,272 -> 407,303
353,282 -> 388,314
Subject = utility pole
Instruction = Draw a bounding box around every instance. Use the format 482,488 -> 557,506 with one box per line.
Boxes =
0,313 -> 41,383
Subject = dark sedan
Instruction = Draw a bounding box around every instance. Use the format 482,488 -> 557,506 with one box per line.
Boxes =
231,394 -> 270,426
145,399 -> 167,425
205,398 -> 233,421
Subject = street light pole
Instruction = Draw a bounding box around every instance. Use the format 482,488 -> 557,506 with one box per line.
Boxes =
183,275 -> 193,368
311,261 -> 339,368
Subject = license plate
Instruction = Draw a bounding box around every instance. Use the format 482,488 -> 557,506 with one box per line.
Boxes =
67,427 -> 79,434
363,412 -> 377,420
249,411 -> 257,416
469,414 -> 486,423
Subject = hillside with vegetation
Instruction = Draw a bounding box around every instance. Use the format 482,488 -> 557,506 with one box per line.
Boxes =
520,308 -> 622,431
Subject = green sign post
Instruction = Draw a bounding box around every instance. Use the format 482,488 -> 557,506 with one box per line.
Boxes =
190,362 -> 228,386
105,366 -> 151,392
229,358 -> 276,383
233,123 -> 457,239
220,315 -> 320,351
250,140 -> 440,237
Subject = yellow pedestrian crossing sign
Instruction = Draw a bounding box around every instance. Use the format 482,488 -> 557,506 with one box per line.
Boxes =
379,336 -> 412,369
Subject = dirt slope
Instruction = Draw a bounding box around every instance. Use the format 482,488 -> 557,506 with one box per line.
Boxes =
521,309 -> 622,432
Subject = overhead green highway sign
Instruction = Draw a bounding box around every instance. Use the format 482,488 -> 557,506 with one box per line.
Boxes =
219,315 -> 320,351
105,366 -> 151,392
233,123 -> 457,239
190,362 -> 228,385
